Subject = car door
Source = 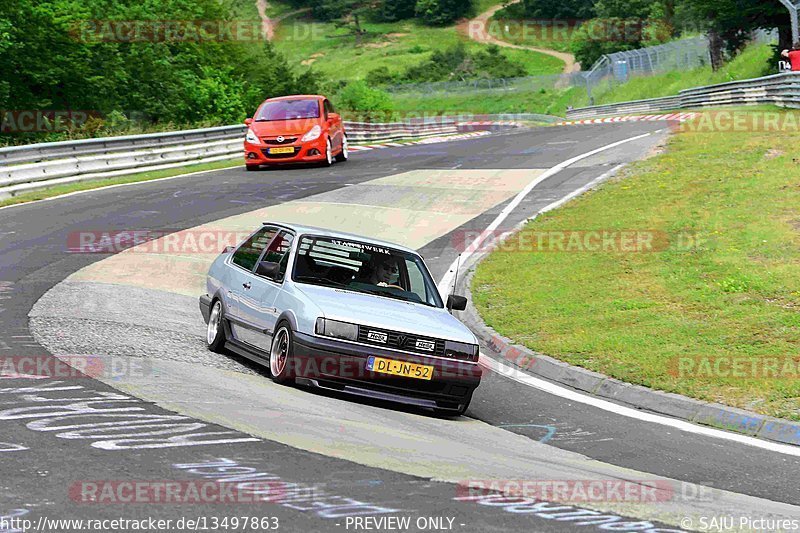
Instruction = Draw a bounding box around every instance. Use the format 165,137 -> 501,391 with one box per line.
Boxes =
227,226 -> 278,328
237,230 -> 295,352
324,99 -> 343,150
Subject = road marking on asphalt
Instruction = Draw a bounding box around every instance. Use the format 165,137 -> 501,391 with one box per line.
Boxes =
437,132 -> 652,296
69,168 -> 546,296
480,354 -> 800,457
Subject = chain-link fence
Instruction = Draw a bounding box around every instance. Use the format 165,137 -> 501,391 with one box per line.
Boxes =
384,32 -> 779,103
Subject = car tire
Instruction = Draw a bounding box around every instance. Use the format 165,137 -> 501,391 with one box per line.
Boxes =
270,322 -> 295,385
322,138 -> 333,167
246,164 -> 260,172
206,300 -> 227,354
335,135 -> 349,163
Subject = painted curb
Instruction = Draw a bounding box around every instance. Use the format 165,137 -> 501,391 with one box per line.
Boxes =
555,113 -> 698,126
458,251 -> 800,449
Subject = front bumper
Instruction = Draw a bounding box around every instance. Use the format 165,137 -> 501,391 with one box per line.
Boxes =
244,137 -> 327,165
291,332 -> 482,411
199,295 -> 212,323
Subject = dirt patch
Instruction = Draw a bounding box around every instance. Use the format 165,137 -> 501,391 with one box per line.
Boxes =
386,33 -> 409,39
766,149 -> 785,159
643,137 -> 670,160
301,52 -> 325,65
458,0 -> 579,74
364,42 -> 392,49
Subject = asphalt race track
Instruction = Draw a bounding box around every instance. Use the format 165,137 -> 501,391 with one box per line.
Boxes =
2,123 -> 799,532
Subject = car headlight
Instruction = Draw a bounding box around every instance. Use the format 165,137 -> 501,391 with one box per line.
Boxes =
245,129 -> 259,143
445,340 -> 479,362
315,318 -> 358,341
301,125 -> 322,142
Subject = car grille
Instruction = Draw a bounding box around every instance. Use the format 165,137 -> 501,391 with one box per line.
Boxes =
263,137 -> 298,145
357,326 -> 448,358
261,147 -> 301,159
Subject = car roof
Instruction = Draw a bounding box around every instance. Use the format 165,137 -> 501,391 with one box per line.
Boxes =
263,95 -> 325,102
264,222 -> 417,255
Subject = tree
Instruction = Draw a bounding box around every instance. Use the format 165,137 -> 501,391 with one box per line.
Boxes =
373,0 -> 417,22
676,0 -> 786,70
517,0 -> 595,20
415,0 -> 474,26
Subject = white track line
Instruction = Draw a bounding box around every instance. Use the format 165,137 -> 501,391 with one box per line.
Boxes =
480,355 -> 800,457
437,132 -> 652,295
432,130 -> 800,457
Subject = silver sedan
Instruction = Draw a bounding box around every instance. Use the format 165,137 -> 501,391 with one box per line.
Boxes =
200,222 -> 482,415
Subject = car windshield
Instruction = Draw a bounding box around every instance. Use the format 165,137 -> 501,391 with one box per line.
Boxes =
255,99 -> 320,121
292,236 -> 444,308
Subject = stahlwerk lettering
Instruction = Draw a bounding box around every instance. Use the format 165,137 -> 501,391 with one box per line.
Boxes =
27,414 -> 190,432
175,458 -> 401,518
0,442 -> 27,453
0,377 -> 258,449
454,493 -> 681,532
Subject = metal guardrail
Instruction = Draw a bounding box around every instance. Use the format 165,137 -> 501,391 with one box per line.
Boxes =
0,126 -> 246,166
0,119 -> 514,200
565,72 -> 800,120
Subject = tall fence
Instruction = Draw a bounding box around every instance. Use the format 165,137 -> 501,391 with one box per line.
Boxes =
583,36 -> 711,94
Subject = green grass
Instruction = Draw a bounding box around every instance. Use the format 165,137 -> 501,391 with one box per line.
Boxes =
390,86 -> 585,115
591,44 -> 774,106
476,0 -> 503,13
0,158 -> 241,208
272,15 -> 564,82
472,107 -> 800,421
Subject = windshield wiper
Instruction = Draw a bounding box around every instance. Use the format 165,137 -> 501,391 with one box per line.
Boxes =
294,276 -> 349,288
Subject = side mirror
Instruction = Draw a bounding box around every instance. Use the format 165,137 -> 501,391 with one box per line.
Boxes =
447,295 -> 468,312
256,261 -> 281,281
328,113 -> 340,123
244,118 -> 254,126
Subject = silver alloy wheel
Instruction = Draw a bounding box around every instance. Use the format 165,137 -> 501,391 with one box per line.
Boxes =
270,327 -> 290,376
207,301 -> 222,345
326,139 -> 333,165
341,136 -> 348,159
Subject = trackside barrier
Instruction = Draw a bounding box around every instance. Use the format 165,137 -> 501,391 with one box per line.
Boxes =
0,117 -> 531,199
566,72 -> 800,120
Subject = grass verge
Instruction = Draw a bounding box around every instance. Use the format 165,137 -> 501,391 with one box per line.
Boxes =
472,107 -> 800,421
0,158 -> 241,209
391,86 -> 585,116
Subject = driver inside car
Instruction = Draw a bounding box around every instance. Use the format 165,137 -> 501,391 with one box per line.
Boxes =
359,255 -> 403,289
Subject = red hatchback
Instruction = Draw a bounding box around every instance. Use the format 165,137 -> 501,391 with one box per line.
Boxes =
243,95 -> 348,171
